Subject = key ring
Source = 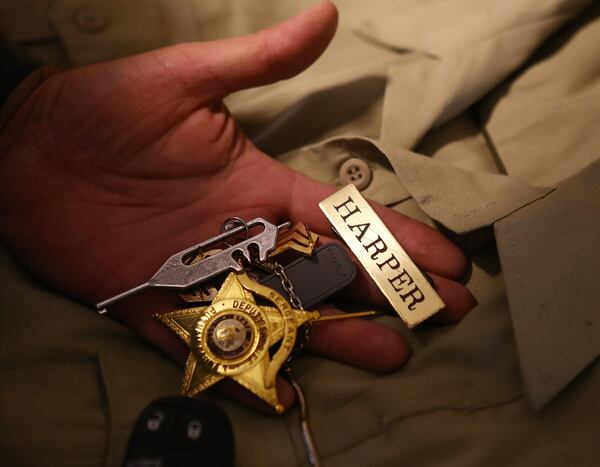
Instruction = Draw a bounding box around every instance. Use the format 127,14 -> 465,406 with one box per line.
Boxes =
219,217 -> 249,247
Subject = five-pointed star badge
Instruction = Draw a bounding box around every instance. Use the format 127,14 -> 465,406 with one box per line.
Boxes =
154,272 -> 319,412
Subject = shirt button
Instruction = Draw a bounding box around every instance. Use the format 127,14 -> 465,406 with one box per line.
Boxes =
339,158 -> 372,190
73,8 -> 108,33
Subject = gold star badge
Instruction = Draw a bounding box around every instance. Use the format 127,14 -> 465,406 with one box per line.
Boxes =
154,272 -> 319,412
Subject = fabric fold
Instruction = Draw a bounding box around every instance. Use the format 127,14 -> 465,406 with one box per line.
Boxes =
495,159 -> 600,409
299,136 -> 551,233
378,2 -> 588,149
353,0 -> 591,58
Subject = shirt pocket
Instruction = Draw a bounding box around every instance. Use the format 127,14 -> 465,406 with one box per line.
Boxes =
299,296 -> 525,460
97,349 -> 181,467
0,363 -> 107,467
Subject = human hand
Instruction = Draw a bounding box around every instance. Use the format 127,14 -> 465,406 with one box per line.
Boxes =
0,2 -> 475,412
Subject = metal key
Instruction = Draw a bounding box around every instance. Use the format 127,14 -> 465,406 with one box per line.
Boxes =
96,218 -> 289,313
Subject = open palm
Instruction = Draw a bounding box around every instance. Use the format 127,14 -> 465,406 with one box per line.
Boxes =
0,2 -> 475,411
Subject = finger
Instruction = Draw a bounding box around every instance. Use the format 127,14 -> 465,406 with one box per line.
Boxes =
426,273 -> 477,325
313,234 -> 476,323
151,1 -> 338,100
306,306 -> 410,372
275,167 -> 467,279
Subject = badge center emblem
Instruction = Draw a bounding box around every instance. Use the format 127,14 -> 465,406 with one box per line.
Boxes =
194,298 -> 270,377
211,317 -> 251,355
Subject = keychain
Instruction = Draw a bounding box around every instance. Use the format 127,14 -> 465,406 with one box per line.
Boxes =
96,217 -> 375,411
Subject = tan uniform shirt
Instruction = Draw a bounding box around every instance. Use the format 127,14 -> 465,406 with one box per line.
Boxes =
1,1 -> 599,466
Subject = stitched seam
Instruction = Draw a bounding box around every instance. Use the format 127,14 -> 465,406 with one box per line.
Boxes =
494,187 -> 557,226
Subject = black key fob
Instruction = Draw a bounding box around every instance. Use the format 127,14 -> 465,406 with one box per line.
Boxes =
122,396 -> 234,467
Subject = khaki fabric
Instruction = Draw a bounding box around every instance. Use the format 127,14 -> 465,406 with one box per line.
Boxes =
495,160 -> 600,410
1,0 -> 600,466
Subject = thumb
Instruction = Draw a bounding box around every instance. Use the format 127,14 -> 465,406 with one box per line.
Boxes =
151,1 -> 338,100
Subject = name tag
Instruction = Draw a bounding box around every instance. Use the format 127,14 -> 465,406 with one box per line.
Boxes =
319,185 -> 444,328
